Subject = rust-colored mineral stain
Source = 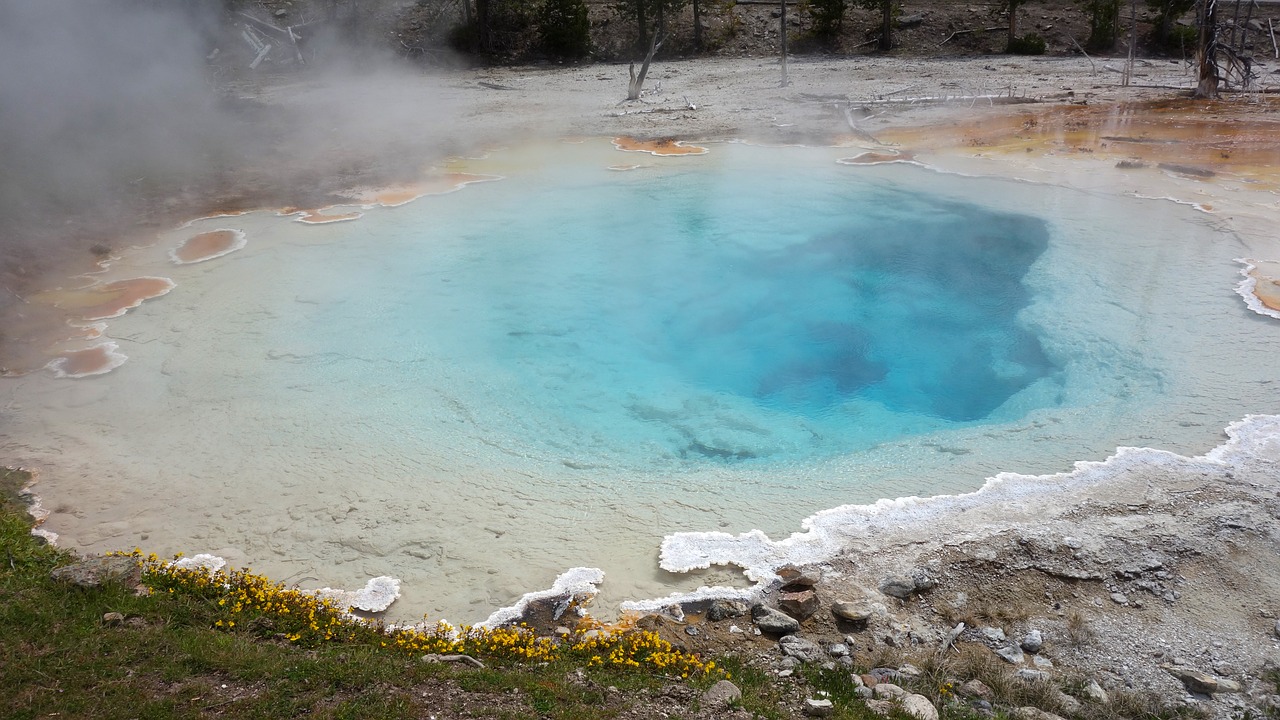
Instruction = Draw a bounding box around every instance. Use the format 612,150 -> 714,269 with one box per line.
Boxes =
612,137 -> 709,156
345,173 -> 502,208
878,98 -> 1280,187
173,229 -> 244,264
35,277 -> 176,321
48,343 -> 125,378
1247,264 -> 1280,312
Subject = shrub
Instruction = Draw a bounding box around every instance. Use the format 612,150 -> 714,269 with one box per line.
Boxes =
538,0 -> 591,58
806,0 -> 849,38
1082,0 -> 1122,50
1007,32 -> 1046,54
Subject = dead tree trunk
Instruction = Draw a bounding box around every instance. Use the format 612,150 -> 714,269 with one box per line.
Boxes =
627,33 -> 665,100
780,0 -> 790,86
693,0 -> 703,51
1195,0 -> 1220,98
879,0 -> 894,50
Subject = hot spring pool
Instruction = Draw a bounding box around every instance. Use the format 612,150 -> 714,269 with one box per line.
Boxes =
7,139 -> 1279,622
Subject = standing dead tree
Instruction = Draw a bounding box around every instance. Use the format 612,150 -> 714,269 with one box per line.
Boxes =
626,32 -> 666,101
1194,0 -> 1257,98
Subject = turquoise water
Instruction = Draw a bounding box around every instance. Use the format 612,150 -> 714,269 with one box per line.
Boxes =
12,139 -> 1279,622
300,149 -> 1058,466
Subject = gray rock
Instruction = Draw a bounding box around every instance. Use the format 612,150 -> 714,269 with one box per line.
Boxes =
902,694 -> 939,720
879,576 -> 916,599
752,605 -> 800,634
1055,692 -> 1082,715
1083,680 -> 1108,703
51,555 -> 141,589
805,698 -> 835,717
831,601 -> 873,623
701,680 -> 742,709
1217,678 -> 1242,693
911,570 -> 936,591
779,589 -> 819,620
777,565 -> 822,588
1016,669 -> 1051,682
1012,707 -> 1067,720
1020,629 -> 1044,653
869,667 -> 902,683
1162,665 -> 1220,694
827,643 -> 849,657
837,656 -> 855,669
873,683 -> 906,699
102,611 -> 125,625
897,664 -> 922,679
995,645 -> 1026,664
855,686 -> 875,699
958,679 -> 993,700
707,599 -> 749,621
897,13 -> 924,27
1274,620 -> 1280,638
980,626 -> 1007,643
865,699 -> 895,717
1110,592 -> 1129,605
1032,655 -> 1054,669
780,635 -> 827,664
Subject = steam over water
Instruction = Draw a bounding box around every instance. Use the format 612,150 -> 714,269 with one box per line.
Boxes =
6,141 -> 1279,622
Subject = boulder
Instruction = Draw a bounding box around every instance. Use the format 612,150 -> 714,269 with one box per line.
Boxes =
1083,680 -> 1108,703
779,589 -> 819,620
780,635 -> 827,664
831,601 -> 873,623
1161,665 -> 1221,694
805,698 -> 835,717
873,683 -> 905,700
995,645 -> 1026,664
700,679 -> 742,709
879,576 -> 916,599
777,565 -> 822,588
1020,629 -> 1044,653
752,605 -> 800,635
707,599 -> 749,621
902,694 -> 939,720
1012,708 -> 1067,720
51,555 -> 141,589
958,679 -> 993,700
864,699 -> 895,717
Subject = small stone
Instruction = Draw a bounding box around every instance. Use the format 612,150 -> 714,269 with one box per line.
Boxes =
1032,655 -> 1054,669
805,698 -> 835,717
102,612 -> 125,625
855,686 -> 875,699
869,668 -> 901,683
995,645 -> 1025,664
861,673 -> 879,687
778,668 -> 794,677
700,680 -> 742,709
707,599 -> 749,621
901,694 -> 939,720
873,683 -> 905,699
274,8 -> 287,16
1110,592 -> 1129,605
752,605 -> 800,635
779,589 -> 820,620
958,679 -> 993,700
831,601 -> 873,623
1217,678 -> 1241,693
124,616 -> 146,629
1083,680 -> 1108,703
879,576 -> 916,599
827,643 -> 849,657
685,626 -> 700,636
1274,620 -> 1280,638
780,635 -> 827,664
837,656 -> 854,669
777,565 -> 822,588
1015,669 -> 1051,682
1020,629 -> 1044,653
729,624 -> 743,634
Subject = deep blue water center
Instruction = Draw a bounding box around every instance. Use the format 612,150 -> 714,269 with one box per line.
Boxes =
350,148 -> 1061,465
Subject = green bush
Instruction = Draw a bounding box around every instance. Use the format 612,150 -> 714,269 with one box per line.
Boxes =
538,0 -> 591,58
1007,32 -> 1046,54
806,0 -> 849,38
1167,24 -> 1197,50
1082,0 -> 1121,50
